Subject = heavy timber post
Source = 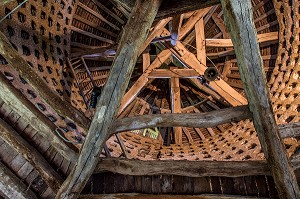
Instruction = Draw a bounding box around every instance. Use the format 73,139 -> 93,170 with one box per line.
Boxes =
220,0 -> 300,198
56,0 -> 162,198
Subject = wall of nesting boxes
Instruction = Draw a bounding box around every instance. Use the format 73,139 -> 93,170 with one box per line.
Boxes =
0,0 -> 87,144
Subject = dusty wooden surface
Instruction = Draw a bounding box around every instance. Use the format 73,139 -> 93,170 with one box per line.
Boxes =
0,118 -> 63,193
56,1 -> 162,198
79,194 -> 269,199
0,161 -> 38,199
0,31 -> 90,131
0,73 -> 78,163
221,0 -> 300,198
113,105 -> 251,133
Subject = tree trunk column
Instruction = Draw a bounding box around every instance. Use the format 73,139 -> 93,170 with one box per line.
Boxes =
220,0 -> 300,198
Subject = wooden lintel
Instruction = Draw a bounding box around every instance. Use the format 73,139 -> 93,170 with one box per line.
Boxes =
0,161 -> 38,199
94,157 -> 300,177
149,69 -> 199,78
0,118 -> 63,193
0,31 -> 91,132
113,105 -> 251,133
56,1 -> 163,198
221,0 -> 300,198
0,73 -> 78,163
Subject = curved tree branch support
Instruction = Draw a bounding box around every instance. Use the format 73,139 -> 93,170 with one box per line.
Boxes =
56,1 -> 162,198
220,0 -> 300,198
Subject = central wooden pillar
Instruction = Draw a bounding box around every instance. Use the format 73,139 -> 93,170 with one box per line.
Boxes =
56,0 -> 162,198
220,0 -> 300,198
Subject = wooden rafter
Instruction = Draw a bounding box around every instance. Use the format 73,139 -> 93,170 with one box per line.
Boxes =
56,1 -> 163,198
0,31 -> 91,132
221,0 -> 300,198
170,15 -> 183,46
0,73 -> 78,163
0,118 -> 63,193
118,49 -> 172,114
161,28 -> 248,106
0,161 -> 38,199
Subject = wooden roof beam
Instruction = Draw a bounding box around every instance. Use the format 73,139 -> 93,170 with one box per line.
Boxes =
113,105 -> 251,132
118,49 -> 172,114
0,118 -> 63,193
94,157 -> 300,178
170,15 -> 183,46
205,32 -> 278,47
120,0 -> 220,19
0,31 -> 91,132
56,1 -> 162,198
0,73 -> 78,164
221,0 -> 300,198
0,161 -> 38,199
149,68 -> 199,78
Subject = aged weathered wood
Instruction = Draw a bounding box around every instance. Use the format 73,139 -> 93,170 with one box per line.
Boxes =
0,31 -> 90,131
0,161 -> 38,199
171,15 -> 183,46
112,105 -> 251,133
161,28 -> 247,106
119,49 -> 172,113
94,158 -> 300,177
79,194 -> 269,199
118,0 -> 220,19
56,1 -> 162,198
149,69 -> 199,78
279,122 -> 300,138
205,32 -> 278,47
0,118 -> 63,193
221,0 -> 300,198
195,17 -> 206,64
0,73 -> 78,163
139,18 -> 172,55
170,76 -> 182,144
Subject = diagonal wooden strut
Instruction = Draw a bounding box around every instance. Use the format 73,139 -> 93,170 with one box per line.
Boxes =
56,1 -> 163,198
220,0 -> 300,198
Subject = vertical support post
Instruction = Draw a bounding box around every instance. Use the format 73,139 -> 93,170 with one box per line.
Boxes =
170,74 -> 182,144
220,0 -> 300,198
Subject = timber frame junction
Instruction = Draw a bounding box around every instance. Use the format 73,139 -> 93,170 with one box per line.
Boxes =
0,0 -> 300,198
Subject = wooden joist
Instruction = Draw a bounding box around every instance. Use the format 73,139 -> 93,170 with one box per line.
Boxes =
113,105 -> 251,133
149,69 -> 199,78
0,161 -> 38,199
0,31 -> 91,132
56,1 -> 162,198
79,194 -> 269,199
0,73 -> 78,164
0,118 -> 63,193
205,32 -> 278,47
94,158 -> 300,177
221,0 -> 300,198
71,26 -> 115,44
